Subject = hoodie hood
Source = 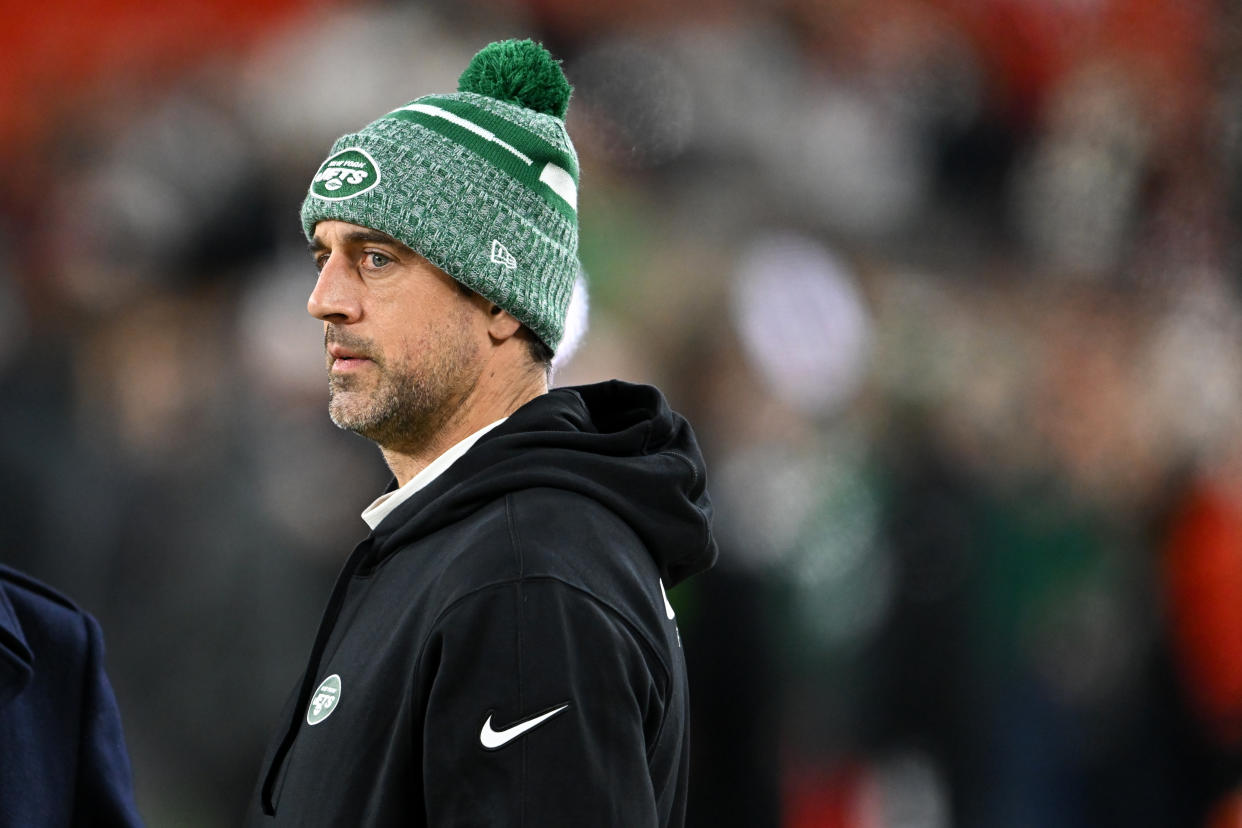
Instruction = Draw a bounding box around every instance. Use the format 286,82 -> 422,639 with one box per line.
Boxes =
366,380 -> 717,587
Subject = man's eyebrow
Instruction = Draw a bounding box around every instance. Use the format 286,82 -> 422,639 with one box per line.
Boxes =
308,229 -> 414,257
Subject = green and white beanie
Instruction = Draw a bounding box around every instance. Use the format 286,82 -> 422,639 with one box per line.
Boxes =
301,39 -> 579,351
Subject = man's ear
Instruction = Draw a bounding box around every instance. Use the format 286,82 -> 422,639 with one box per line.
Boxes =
485,305 -> 523,342
465,290 -> 521,343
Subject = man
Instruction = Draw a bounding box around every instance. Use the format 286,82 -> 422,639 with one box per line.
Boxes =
0,564 -> 144,827
247,39 -> 717,827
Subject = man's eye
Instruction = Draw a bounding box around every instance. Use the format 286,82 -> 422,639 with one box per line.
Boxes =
314,255 -> 329,272
367,252 -> 391,268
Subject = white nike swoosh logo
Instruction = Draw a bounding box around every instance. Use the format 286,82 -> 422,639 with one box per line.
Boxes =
479,703 -> 571,750
660,579 -> 675,620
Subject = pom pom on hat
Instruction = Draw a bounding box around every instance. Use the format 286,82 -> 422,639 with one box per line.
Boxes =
458,39 -> 572,119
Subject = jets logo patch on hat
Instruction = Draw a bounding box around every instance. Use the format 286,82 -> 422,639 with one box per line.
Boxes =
310,148 -> 381,201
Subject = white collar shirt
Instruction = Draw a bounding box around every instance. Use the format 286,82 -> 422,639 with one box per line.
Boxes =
360,418 -> 507,531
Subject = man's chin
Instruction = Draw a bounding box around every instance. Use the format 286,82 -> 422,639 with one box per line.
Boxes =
328,394 -> 379,434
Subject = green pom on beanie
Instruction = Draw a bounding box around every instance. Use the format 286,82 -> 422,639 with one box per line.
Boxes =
301,40 -> 580,351
458,39 -> 572,119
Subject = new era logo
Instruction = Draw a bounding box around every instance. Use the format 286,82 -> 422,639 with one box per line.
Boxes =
491,240 -> 517,270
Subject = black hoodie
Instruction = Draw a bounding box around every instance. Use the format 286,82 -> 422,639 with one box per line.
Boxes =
247,381 -> 717,827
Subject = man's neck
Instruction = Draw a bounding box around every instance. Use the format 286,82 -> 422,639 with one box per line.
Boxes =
380,372 -> 547,486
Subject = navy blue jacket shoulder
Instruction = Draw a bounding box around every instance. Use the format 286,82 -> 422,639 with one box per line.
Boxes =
0,565 -> 143,827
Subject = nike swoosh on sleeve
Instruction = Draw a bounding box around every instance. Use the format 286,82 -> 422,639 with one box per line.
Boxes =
479,703 -> 571,750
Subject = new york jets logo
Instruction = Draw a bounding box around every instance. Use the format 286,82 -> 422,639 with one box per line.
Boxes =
306,674 -> 341,725
310,148 -> 381,201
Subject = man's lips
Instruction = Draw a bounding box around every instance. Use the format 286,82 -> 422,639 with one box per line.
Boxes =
327,344 -> 374,371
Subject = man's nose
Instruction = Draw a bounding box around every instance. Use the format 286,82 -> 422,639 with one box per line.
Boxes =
307,254 -> 362,323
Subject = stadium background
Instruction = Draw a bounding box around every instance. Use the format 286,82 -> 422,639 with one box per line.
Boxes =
1,0 -> 1240,825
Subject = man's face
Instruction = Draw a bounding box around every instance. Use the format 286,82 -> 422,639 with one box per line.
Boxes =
307,220 -> 485,451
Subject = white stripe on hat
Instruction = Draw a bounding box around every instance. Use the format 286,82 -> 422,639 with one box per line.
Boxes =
398,103 -> 533,165
538,162 -> 577,210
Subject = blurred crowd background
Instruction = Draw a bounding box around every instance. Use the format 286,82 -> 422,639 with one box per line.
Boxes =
2,0 -> 1240,825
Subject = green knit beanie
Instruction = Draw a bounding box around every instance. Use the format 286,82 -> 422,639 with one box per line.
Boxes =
301,39 -> 579,351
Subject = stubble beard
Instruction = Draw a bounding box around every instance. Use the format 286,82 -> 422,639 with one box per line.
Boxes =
325,321 -> 480,454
